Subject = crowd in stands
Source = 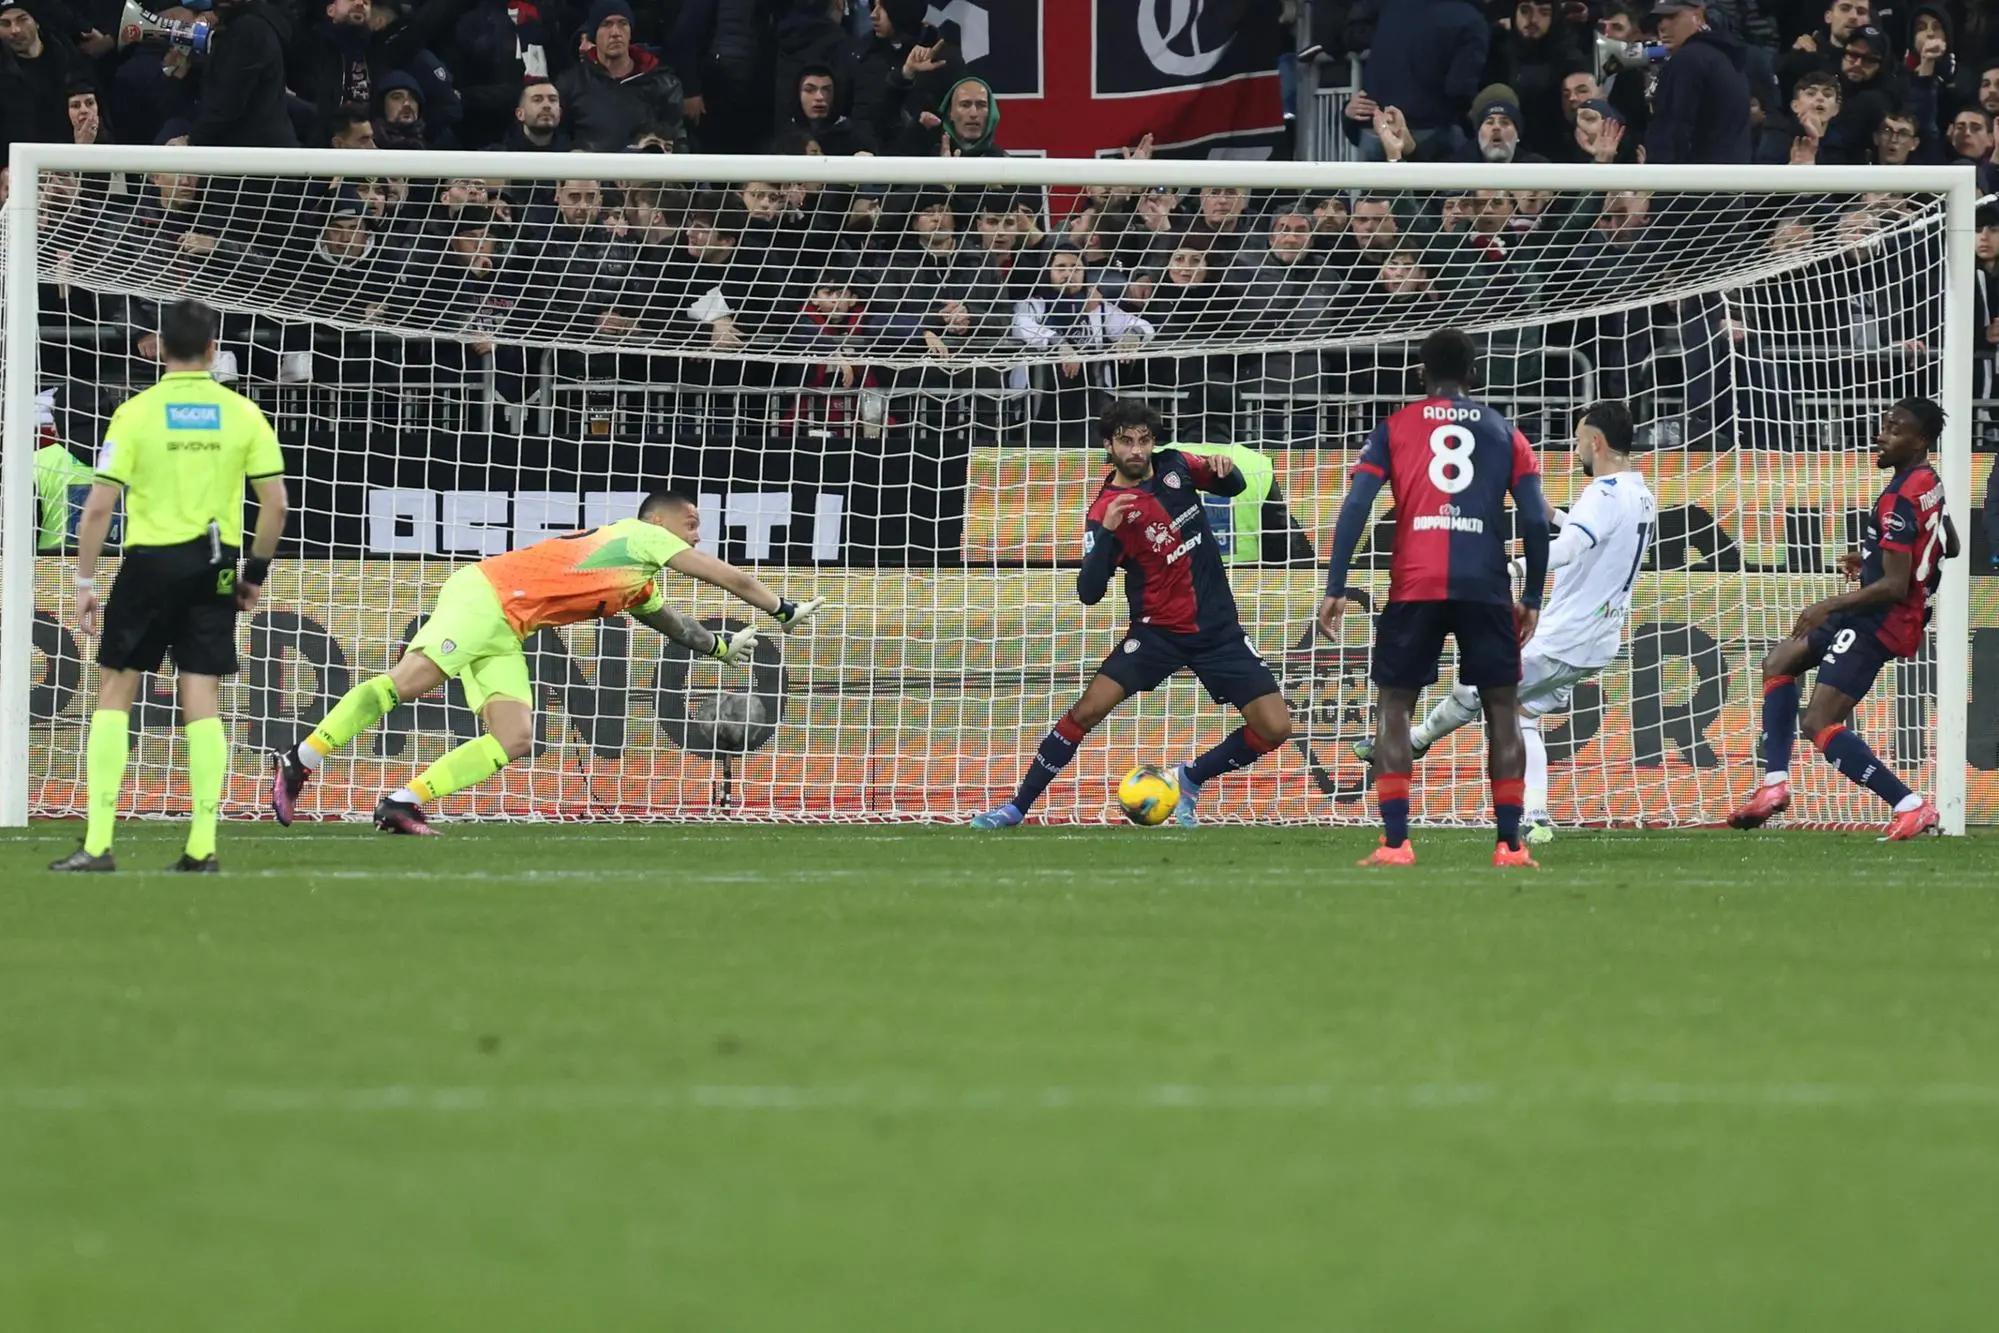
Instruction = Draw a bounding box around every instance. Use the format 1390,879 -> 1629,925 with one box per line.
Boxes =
4,0 -> 1998,453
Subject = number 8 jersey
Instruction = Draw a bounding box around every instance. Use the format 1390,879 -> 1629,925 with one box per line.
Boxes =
1355,395 -> 1540,605
1855,462 -> 1947,657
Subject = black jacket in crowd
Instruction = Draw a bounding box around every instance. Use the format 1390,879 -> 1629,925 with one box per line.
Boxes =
1646,26 -> 1752,164
189,0 -> 300,147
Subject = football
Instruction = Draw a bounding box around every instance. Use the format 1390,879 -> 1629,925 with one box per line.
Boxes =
687,691 -> 768,756
1116,764 -> 1180,826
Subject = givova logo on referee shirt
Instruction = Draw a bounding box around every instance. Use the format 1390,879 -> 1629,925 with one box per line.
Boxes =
165,403 -> 222,431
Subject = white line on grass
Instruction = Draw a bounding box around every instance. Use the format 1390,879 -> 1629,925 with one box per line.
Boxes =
2,1082 -> 1996,1114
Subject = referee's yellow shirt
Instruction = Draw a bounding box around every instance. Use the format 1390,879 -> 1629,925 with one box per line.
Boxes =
95,371 -> 285,548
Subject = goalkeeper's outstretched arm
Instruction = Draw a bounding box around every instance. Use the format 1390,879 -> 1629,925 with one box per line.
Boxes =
666,547 -> 827,632
632,605 -> 759,667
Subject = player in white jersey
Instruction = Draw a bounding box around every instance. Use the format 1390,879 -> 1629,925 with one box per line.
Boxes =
1354,401 -> 1655,844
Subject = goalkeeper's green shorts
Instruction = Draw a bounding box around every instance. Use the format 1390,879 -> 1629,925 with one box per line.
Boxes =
407,566 -> 531,713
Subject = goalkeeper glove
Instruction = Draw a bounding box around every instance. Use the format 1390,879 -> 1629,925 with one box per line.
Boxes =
771,596 -> 827,632
707,624 -> 759,667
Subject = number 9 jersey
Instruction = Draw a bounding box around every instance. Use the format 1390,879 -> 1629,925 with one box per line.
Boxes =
1354,395 -> 1541,604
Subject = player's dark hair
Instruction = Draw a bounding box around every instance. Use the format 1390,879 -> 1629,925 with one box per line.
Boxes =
1895,397 -> 1946,445
640,490 -> 698,519
1580,400 -> 1636,453
157,299 -> 219,363
1419,327 -> 1479,389
1099,398 -> 1164,443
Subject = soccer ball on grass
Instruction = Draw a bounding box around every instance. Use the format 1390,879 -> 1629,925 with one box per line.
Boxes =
1116,764 -> 1180,826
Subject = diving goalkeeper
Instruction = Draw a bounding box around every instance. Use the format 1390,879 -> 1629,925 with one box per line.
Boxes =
269,492 -> 825,834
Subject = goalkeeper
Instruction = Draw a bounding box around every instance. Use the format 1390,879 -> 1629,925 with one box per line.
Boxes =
269,492 -> 825,834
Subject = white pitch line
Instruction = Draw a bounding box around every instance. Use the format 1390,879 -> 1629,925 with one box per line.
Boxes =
2,1082 -> 1996,1114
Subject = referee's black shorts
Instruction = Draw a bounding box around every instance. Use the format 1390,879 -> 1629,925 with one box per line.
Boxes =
98,538 -> 241,677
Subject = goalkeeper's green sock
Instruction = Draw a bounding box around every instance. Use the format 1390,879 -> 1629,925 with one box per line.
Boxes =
301,676 -> 401,769
183,717 -> 227,861
84,709 -> 130,856
406,734 -> 512,805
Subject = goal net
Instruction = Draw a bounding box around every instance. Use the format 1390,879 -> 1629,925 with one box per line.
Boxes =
0,151 -> 1978,829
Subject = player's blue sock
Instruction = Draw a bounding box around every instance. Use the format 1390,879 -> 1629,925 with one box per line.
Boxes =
1761,675 -> 1799,777
1186,724 -> 1283,786
1376,773 -> 1411,848
1493,778 -> 1524,851
1010,711 -> 1088,814
1817,725 -> 1912,809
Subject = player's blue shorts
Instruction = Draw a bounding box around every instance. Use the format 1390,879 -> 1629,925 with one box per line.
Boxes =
1371,599 -> 1521,691
1097,623 -> 1282,709
1805,614 -> 1895,700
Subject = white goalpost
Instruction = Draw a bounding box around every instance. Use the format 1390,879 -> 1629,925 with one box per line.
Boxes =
1,147 -> 1980,831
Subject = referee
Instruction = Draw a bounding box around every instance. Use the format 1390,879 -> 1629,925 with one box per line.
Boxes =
50,300 -> 289,873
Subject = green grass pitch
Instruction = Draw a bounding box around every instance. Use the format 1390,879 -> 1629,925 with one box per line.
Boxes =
3,822 -> 1997,1331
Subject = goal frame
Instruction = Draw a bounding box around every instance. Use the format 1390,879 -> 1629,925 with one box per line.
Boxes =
2,146 -> 1980,831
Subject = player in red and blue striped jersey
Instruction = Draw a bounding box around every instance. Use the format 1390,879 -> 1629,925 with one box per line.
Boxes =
968,400 -> 1293,828
1728,398 -> 1959,840
1318,329 -> 1552,867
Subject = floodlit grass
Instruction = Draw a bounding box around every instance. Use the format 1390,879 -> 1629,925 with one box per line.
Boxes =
2,822 -> 1996,1331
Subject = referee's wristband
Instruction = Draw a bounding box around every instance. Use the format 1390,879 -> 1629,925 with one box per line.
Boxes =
241,557 -> 272,588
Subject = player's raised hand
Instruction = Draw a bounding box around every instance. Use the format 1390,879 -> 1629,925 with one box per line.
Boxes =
708,623 -> 760,667
1839,550 -> 1864,582
773,596 -> 827,632
1101,493 -> 1142,531
1206,453 -> 1236,480
1316,595 -> 1354,640
1515,604 -> 1539,647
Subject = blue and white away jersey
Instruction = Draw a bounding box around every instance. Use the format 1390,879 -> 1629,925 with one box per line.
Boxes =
1532,472 -> 1657,669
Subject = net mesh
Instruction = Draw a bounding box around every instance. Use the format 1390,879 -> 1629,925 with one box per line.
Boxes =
12,160 -> 1953,826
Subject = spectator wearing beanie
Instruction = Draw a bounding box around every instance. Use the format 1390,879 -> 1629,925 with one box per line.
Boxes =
374,70 -> 452,149
557,0 -> 685,152
290,0 -> 466,150
1346,0 -> 1488,161
1,0 -> 92,149
1646,1 -> 1751,164
449,0 -> 555,152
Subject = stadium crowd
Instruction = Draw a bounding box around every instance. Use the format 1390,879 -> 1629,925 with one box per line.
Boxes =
5,0 -> 1997,475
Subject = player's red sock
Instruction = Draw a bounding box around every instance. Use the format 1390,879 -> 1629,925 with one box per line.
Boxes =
1010,710 -> 1089,813
1761,675 -> 1799,777
1816,725 -> 1913,808
1375,773 -> 1411,848
1186,724 -> 1283,787
1492,778 -> 1524,851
